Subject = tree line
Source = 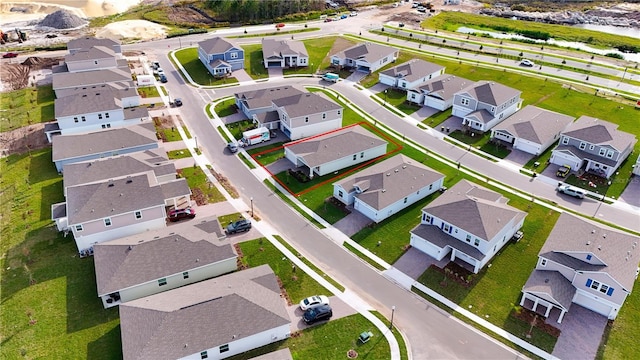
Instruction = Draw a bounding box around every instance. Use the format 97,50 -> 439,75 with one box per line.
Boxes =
204,0 -> 327,23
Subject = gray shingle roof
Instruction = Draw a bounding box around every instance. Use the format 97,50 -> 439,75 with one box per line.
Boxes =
67,37 -> 120,51
254,110 -> 280,124
119,265 -> 289,360
94,216 -> 236,295
198,36 -> 239,54
464,109 -> 494,124
522,270 -> 576,311
55,90 -> 121,118
424,180 -> 526,240
123,106 -> 149,120
456,80 -> 521,106
272,92 -> 341,118
262,38 -> 308,59
64,46 -> 116,63
380,59 -> 443,83
493,105 -> 574,144
52,123 -> 158,162
562,116 -> 637,152
66,172 -> 170,225
55,81 -> 137,99
62,149 -> 172,190
333,42 -> 398,64
411,223 -> 487,261
52,66 -> 132,90
159,179 -> 191,200
286,125 -> 386,167
416,74 -> 473,101
235,85 -> 304,110
334,154 -> 444,210
539,213 -> 640,291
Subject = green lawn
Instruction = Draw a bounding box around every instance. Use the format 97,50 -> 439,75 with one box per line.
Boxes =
0,85 -> 55,132
173,47 -> 239,86
283,36 -> 337,76
227,119 -> 256,140
479,141 -> 511,159
242,44 -> 269,80
214,98 -> 239,118
307,88 -> 367,126
137,85 -> 161,98
423,109 -> 452,128
247,142 -> 286,166
375,88 -> 420,115
167,149 -> 192,159
178,166 -> 225,204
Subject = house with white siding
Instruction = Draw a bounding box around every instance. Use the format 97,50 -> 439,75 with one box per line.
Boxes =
633,155 -> 640,176
284,125 -> 387,179
262,38 -> 309,68
94,216 -> 237,308
378,59 -> 445,90
67,37 -> 122,57
52,67 -> 133,98
198,37 -> 244,76
333,154 -> 444,223
272,92 -> 343,140
119,265 -> 291,360
520,213 -> 640,322
549,116 -> 637,178
234,86 -> 303,119
410,180 -> 527,273
452,81 -> 523,132
64,46 -> 119,73
330,42 -> 399,73
491,105 -> 575,155
406,75 -> 473,111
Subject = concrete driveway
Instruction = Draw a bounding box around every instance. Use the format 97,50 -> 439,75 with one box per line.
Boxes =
504,148 -> 534,167
549,305 -> 608,360
618,175 -> 640,207
285,295 -> 357,332
333,210 -> 372,237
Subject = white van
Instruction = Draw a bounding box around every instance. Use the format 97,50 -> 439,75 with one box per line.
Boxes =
557,184 -> 586,199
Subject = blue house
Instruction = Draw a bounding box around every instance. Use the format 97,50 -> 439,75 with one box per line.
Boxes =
197,37 -> 244,76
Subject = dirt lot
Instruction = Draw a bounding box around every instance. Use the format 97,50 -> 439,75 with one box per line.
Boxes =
0,57 -> 61,91
0,123 -> 50,156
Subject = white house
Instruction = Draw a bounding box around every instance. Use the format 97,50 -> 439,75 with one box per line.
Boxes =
330,42 -> 399,73
549,116 -> 637,178
633,154 -> 640,176
520,213 -> 640,323
119,265 -> 291,360
333,154 -> 444,223
491,105 -> 575,155
234,85 -> 303,119
94,216 -> 237,308
452,81 -> 523,132
378,59 -> 445,90
284,125 -> 388,179
410,180 -> 527,273
262,38 -> 309,68
406,74 -> 473,111
67,37 -> 122,57
63,46 -> 119,73
52,67 -> 133,98
51,123 -> 160,172
51,172 -> 191,256
272,92 -> 343,140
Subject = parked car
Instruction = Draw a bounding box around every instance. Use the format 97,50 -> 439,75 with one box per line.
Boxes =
557,184 -> 586,199
276,23 -> 285,28
324,17 -> 333,22
226,218 -> 252,234
168,208 -> 196,222
350,11 -> 357,16
412,2 -> 419,8
3,52 -> 18,58
159,74 -> 167,83
340,14 -> 348,19
417,6 -> 427,12
399,22 -> 405,27
173,98 -> 183,107
227,141 -> 238,153
303,304 -> 333,324
556,164 -> 571,177
520,59 -> 535,67
299,295 -> 330,311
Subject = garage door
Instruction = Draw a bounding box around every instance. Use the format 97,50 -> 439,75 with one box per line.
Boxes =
574,292 -> 613,318
267,61 -> 281,68
424,97 -> 445,111
514,139 -> 538,155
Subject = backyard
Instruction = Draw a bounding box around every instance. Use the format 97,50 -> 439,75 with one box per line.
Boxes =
0,84 -> 55,131
178,166 -> 226,205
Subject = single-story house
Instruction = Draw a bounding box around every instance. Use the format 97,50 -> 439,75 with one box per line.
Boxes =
262,38 -> 309,68
235,85 -> 304,119
330,42 -> 399,73
491,105 -> 575,155
520,213 -> 640,322
452,80 -> 523,133
119,265 -> 291,360
333,154 -> 444,223
410,180 -> 527,273
94,216 -> 237,308
198,37 -> 244,76
51,123 -> 159,172
272,92 -> 343,140
406,74 -> 473,111
378,59 -> 445,90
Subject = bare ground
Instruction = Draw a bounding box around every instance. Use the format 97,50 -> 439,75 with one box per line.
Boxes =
0,123 -> 50,156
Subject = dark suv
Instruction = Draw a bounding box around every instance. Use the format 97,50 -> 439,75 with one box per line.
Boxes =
226,219 -> 251,234
303,304 -> 332,324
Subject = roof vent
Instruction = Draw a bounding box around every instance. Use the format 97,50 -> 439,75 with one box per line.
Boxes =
82,94 -> 87,97
126,177 -> 132,183
394,169 -> 399,173
196,258 -> 199,262
107,180 -> 114,187
586,241 -> 591,245
386,173 -> 391,176
591,229 -> 596,234
382,189 -> 386,193
544,278 -> 549,284
402,165 -> 407,169
127,245 -> 133,251
119,193 -> 123,196
598,245 -> 601,250
603,234 -> 607,238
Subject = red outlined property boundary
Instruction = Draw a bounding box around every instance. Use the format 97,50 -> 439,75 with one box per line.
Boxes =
249,121 -> 403,196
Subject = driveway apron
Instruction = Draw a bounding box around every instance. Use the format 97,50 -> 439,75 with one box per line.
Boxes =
550,304 -> 608,360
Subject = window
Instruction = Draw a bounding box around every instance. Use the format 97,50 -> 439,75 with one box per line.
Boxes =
465,234 -> 471,243
305,116 -> 309,122
220,344 -> 229,353
94,60 -> 98,65
424,214 -> 431,223
75,224 -> 83,232
429,184 -> 432,190
474,238 -> 480,246
591,280 -> 600,290
158,278 -> 167,286
98,113 -> 103,119
105,112 -> 109,118
411,93 -> 416,99
586,254 -> 592,260
599,148 -> 606,156
135,211 -> 142,219
540,259 -> 547,266
443,224 -> 451,233
589,144 -> 595,150
562,137 -> 569,145
600,284 -> 609,294
183,271 -> 189,279
81,116 -> 86,122
230,52 -> 238,59
338,190 -> 343,197
403,197 -> 408,204
360,152 -> 364,158
606,150 -> 614,159
200,351 -> 208,359
104,218 -> 112,227
461,98 -> 469,106
74,117 -> 78,123
353,154 -> 357,160
579,142 -> 586,150
383,56 -> 388,63
586,279 -> 614,296
337,110 -> 341,115
322,113 -> 326,119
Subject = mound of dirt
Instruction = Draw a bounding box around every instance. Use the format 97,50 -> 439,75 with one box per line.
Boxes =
38,9 -> 87,29
95,20 -> 167,41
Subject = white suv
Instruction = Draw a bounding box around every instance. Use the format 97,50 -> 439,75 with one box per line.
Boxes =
557,184 -> 585,199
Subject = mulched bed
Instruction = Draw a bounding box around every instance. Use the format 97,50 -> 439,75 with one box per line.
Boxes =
511,307 -> 561,338
430,262 -> 476,288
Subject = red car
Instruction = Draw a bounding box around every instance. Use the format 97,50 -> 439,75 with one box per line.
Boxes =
276,23 -> 285,28
168,208 -> 196,222
3,52 -> 18,58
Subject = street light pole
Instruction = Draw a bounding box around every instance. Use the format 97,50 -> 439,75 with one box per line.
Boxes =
389,306 -> 395,330
384,89 -> 388,105
250,197 -> 254,218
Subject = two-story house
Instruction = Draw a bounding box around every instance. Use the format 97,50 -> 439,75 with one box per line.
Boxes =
234,85 -> 303,119
284,125 -> 387,179
549,116 -> 637,178
378,59 -> 445,90
262,38 -> 309,68
52,67 -> 133,98
330,42 -> 399,73
198,37 -> 244,76
51,172 -> 191,257
406,74 -> 473,111
64,46 -> 119,73
491,105 -> 575,156
452,81 -> 523,133
334,154 -> 445,223
410,180 -> 527,273
119,265 -> 291,360
520,213 -> 640,322
272,92 -> 343,140
94,216 -> 237,308
67,37 -> 122,57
